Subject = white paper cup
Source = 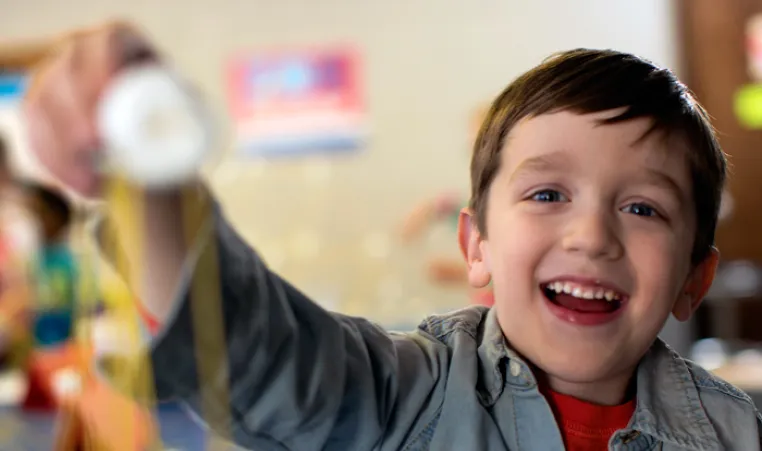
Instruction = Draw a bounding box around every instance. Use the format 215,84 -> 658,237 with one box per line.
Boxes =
97,65 -> 214,187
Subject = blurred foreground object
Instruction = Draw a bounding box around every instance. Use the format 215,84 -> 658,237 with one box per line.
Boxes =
0,25 -> 169,449
98,64 -> 215,188
1,21 -> 215,196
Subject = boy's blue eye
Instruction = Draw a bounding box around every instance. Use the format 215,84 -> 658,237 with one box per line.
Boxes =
623,203 -> 657,217
531,190 -> 567,203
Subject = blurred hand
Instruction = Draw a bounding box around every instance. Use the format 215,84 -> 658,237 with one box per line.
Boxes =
5,22 -> 192,350
20,21 -> 159,198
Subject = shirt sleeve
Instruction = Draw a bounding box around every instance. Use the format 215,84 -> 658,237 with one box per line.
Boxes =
96,186 -> 449,451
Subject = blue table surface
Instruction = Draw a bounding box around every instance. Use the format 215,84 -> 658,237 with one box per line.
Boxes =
0,402 -> 209,451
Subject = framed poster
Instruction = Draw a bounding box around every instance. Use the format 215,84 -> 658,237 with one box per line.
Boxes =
226,47 -> 367,157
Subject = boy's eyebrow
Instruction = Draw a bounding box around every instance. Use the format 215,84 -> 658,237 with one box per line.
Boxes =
509,151 -> 571,183
641,168 -> 686,200
509,152 -> 686,198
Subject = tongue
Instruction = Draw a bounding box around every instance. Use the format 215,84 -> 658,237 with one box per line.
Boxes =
553,293 -> 619,313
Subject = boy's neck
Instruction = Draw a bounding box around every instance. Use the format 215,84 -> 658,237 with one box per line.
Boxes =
541,368 -> 636,406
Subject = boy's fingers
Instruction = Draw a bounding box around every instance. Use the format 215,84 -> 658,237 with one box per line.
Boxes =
109,22 -> 159,69
24,49 -> 85,192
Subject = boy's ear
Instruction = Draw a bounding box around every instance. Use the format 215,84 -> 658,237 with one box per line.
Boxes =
457,208 -> 492,289
673,247 -> 719,322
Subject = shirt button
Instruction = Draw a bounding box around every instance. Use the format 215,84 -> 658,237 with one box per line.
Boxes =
509,360 -> 522,377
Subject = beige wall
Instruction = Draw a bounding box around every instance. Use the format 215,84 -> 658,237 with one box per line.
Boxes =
0,0 -> 678,327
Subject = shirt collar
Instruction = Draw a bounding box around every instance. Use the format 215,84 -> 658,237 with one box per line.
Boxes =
631,339 -> 721,450
476,308 -> 518,405
476,310 -> 721,449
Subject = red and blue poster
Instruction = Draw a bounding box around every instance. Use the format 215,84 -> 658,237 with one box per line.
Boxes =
226,47 -> 367,157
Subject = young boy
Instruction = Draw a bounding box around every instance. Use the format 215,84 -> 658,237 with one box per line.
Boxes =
146,51 -> 755,450
16,25 -> 762,451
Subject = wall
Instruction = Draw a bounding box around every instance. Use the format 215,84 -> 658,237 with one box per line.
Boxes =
0,0 -> 679,328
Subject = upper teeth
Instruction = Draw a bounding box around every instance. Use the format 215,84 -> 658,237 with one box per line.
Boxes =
548,281 -> 620,302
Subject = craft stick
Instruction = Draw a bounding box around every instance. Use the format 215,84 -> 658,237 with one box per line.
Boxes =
183,186 -> 232,447
102,175 -> 161,450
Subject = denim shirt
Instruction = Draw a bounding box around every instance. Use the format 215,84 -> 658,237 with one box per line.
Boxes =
145,203 -> 762,451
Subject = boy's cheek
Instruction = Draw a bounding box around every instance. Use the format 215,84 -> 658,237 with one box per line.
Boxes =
628,234 -> 691,279
491,219 -> 551,261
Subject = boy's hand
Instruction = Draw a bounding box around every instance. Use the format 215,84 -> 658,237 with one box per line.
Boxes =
10,21 -> 159,198
4,22 -> 193,328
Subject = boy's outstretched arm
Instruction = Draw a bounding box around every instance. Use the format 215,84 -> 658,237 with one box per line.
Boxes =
129,187 -> 447,450
7,22 -> 447,450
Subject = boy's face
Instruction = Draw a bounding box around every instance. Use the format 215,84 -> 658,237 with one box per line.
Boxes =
460,110 -> 717,396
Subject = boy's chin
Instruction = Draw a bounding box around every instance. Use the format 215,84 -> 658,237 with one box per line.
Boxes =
532,352 -> 638,394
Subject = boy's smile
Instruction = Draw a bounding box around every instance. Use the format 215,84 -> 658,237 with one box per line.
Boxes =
540,276 -> 628,326
460,109 -> 718,404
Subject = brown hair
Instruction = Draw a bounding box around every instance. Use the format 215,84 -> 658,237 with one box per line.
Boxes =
470,49 -> 726,264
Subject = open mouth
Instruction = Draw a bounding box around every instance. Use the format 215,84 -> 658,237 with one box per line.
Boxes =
541,280 -> 627,314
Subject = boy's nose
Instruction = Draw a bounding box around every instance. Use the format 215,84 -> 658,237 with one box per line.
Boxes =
562,210 -> 623,261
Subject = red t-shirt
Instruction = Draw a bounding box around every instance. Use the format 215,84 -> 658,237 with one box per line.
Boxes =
546,389 -> 636,451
